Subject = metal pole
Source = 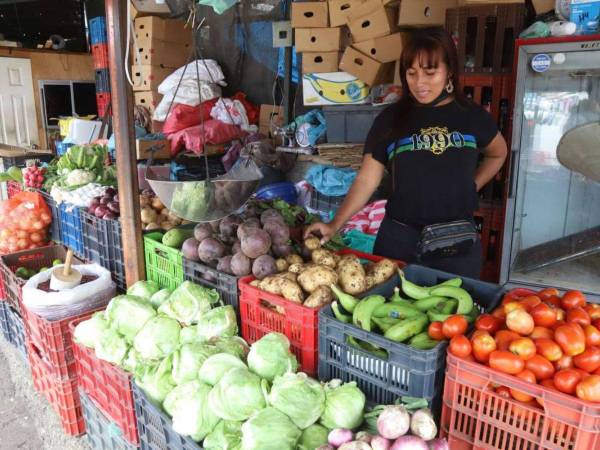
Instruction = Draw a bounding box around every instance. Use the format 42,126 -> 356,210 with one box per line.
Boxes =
106,0 -> 145,286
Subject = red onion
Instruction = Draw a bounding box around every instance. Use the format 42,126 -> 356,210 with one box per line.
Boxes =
371,435 -> 392,450
328,428 -> 354,448
377,405 -> 410,439
390,435 -> 428,450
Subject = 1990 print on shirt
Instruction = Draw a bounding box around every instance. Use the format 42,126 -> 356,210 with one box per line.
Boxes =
364,101 -> 498,228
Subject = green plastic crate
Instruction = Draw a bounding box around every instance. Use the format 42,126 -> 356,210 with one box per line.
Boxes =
343,229 -> 376,254
143,232 -> 184,290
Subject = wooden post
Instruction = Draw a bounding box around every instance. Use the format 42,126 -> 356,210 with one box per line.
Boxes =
106,0 -> 145,286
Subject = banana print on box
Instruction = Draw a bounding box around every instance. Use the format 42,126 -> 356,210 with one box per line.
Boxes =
385,126 -> 478,160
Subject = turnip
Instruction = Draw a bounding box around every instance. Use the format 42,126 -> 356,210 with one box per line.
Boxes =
410,409 -> 437,441
371,436 -> 391,450
426,438 -> 449,450
230,252 -> 251,276
338,442 -> 372,450
328,428 -> 353,447
260,208 -> 284,225
198,238 -> 226,263
231,239 -> 241,254
217,255 -> 234,275
356,432 -> 373,444
272,243 -> 294,258
377,405 -> 410,440
263,220 -> 290,245
240,228 -> 271,259
237,218 -> 261,240
390,436 -> 428,450
182,238 -> 201,261
252,255 -> 277,280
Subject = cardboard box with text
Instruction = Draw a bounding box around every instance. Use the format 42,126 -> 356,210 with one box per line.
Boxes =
340,46 -> 395,86
295,28 -> 343,52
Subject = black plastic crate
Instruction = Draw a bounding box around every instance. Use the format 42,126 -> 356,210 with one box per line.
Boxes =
95,68 -> 111,93
6,303 -> 27,362
183,258 -> 239,311
80,389 -> 137,450
323,105 -> 383,143
133,382 -> 201,450
81,211 -> 126,292
0,301 -> 10,342
38,190 -> 61,243
0,154 -> 53,170
173,156 -> 225,181
309,189 -> 344,216
318,264 -> 503,406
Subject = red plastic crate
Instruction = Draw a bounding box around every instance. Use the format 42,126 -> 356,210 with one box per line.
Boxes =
70,318 -> 138,445
96,92 -> 111,118
238,249 -> 405,376
22,304 -> 102,380
441,352 -> 600,450
27,339 -> 85,436
91,42 -> 109,70
7,180 -> 22,199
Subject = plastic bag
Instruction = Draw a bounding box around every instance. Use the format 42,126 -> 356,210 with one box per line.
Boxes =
22,263 -> 116,320
0,192 -> 52,255
198,0 -> 239,15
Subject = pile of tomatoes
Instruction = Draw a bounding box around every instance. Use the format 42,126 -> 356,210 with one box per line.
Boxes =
0,197 -> 51,254
442,287 -> 600,403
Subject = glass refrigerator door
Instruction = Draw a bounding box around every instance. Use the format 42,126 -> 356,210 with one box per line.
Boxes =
503,41 -> 600,297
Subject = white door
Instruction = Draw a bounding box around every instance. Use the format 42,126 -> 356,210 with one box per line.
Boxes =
0,57 -> 39,147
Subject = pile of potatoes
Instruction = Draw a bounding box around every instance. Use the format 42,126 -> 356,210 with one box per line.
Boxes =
140,190 -> 192,231
251,236 -> 398,309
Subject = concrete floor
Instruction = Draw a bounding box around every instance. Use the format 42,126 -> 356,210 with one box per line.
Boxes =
0,336 -> 89,450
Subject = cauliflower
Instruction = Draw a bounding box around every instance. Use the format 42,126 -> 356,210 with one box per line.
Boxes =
65,169 -> 96,187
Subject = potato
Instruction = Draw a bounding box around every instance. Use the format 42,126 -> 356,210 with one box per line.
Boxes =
285,254 -> 303,265
275,258 -> 289,272
297,265 -> 338,294
279,278 -> 304,304
152,197 -> 165,211
139,195 -> 151,208
365,275 -> 376,290
258,275 -> 283,295
304,237 -> 321,251
311,249 -> 336,268
288,263 -> 304,274
304,285 -> 333,308
339,266 -> 367,295
145,222 -> 160,231
161,222 -> 175,231
369,259 -> 398,284
337,254 -> 360,270
141,207 -> 157,225
278,272 -> 297,282
250,280 -> 260,287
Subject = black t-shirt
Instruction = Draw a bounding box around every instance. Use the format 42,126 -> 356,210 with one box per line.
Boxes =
364,100 -> 498,228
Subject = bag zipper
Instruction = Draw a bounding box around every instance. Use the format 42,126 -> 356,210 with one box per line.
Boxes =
420,232 -> 476,246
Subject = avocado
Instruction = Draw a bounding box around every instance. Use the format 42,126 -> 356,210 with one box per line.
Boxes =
15,267 -> 29,279
38,267 -> 50,273
52,259 -> 62,266
162,228 -> 194,249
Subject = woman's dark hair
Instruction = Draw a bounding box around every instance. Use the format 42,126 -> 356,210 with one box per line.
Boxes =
397,27 -> 468,109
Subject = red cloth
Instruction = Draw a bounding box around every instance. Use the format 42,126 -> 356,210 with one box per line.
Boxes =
162,99 -> 219,135
167,120 -> 246,156
231,92 -> 259,125
341,200 -> 387,235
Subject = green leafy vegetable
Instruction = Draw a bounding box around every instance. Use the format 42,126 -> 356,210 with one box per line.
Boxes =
150,288 -> 172,308
135,355 -> 176,406
198,353 -> 246,386
203,420 -> 243,450
105,295 -> 156,342
196,305 -> 238,342
208,367 -> 267,421
320,379 -> 366,430
298,424 -> 329,450
127,280 -> 161,300
247,333 -> 298,382
240,407 -> 302,450
268,372 -> 325,429
133,315 -> 181,360
73,312 -> 108,349
171,342 -> 218,385
158,281 -> 218,325
94,328 -> 129,366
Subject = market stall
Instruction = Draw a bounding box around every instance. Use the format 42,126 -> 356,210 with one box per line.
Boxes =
0,0 -> 599,449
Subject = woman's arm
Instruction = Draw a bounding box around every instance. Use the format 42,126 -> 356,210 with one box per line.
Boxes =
304,154 -> 386,242
475,132 -> 508,191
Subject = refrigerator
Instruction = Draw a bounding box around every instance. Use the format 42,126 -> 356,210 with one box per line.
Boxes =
501,35 -> 600,299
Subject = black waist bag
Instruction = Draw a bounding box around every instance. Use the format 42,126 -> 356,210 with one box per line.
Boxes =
417,220 -> 478,260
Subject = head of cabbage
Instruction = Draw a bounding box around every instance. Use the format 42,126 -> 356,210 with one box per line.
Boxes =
73,312 -> 108,349
298,424 -> 329,450
198,353 -> 247,386
150,288 -> 172,309
203,420 -> 242,450
171,342 -> 219,385
268,372 -> 325,430
105,295 -> 156,342
319,379 -> 365,430
127,280 -> 160,300
210,336 -> 249,360
133,315 -> 181,361
247,333 -> 298,382
208,367 -> 267,422
158,281 -> 219,325
135,355 -> 176,406
241,407 -> 301,450
196,305 -> 238,342
94,328 -> 129,366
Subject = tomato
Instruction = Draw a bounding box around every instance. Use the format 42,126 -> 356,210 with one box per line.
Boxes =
554,369 -> 583,394
545,295 -> 562,308
584,325 -> 600,347
442,315 -> 468,339
449,335 -> 472,358
520,295 -> 542,312
551,320 -> 566,330
489,350 -> 525,375
595,365 -> 600,375
576,375 -> 600,402
472,331 -> 497,363
554,323 -> 586,357
495,330 -> 521,351
495,386 -> 512,399
573,368 -> 590,379
594,319 -> 600,330
538,288 -> 560,301
585,304 -> 600,320
475,314 -> 503,334
504,302 -> 526,314
574,347 -> 600,373
530,326 -> 554,340
535,338 -> 563,362
540,378 -> 558,390
554,355 -> 574,371
530,303 -> 557,328
509,337 -> 536,361
506,310 -> 535,335
561,290 -> 586,311
492,307 -> 506,320
510,369 -> 537,402
567,307 -> 591,327
525,355 -> 555,381
428,321 -> 445,340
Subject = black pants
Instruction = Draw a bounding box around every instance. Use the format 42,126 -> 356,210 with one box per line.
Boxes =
373,217 -> 483,279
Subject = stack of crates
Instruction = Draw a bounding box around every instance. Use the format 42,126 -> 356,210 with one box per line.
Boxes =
90,16 -> 111,118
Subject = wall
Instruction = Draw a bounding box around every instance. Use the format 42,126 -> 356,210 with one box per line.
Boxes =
0,47 -> 94,149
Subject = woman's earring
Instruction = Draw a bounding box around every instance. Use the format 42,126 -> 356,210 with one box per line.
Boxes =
446,79 -> 454,94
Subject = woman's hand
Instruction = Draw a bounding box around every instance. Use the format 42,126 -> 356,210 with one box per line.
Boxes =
304,222 -> 338,245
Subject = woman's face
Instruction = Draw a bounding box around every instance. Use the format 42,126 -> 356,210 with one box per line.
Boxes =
405,56 -> 450,104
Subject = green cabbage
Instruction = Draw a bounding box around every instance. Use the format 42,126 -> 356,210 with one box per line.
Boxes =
163,380 -> 219,442
211,336 -> 250,360
198,353 -> 247,386
170,181 -> 211,221
196,305 -> 238,342
73,312 -> 108,349
172,342 -> 219,385
127,280 -> 160,300
203,420 -> 243,450
268,373 -> 325,429
150,288 -> 172,308
158,281 -> 219,325
320,380 -> 365,430
180,326 -> 198,345
105,295 -> 156,342
241,407 -> 301,450
247,333 -> 298,382
95,328 -> 129,366
133,315 -> 181,360
135,356 -> 175,406
122,348 -> 141,374
298,424 -> 329,450
208,367 -> 267,421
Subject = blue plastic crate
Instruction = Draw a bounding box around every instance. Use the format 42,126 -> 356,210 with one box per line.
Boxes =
6,303 -> 27,362
56,141 -> 74,157
0,302 -> 10,342
95,69 -> 110,94
38,190 -> 61,242
89,16 -> 107,45
59,204 -> 84,258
